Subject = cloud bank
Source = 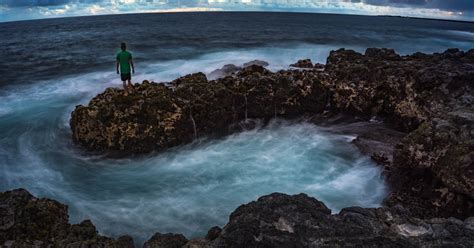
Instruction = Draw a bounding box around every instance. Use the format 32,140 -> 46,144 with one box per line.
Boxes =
0,0 -> 472,22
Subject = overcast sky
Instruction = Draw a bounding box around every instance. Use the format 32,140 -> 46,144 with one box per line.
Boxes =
0,0 -> 473,22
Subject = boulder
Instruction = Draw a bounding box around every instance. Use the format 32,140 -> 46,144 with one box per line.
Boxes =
208,64 -> 241,80
143,232 -> 188,248
242,60 -> 269,67
290,58 -> 313,68
0,189 -> 134,248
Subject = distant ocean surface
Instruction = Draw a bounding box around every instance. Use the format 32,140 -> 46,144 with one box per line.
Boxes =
1,12 -> 473,87
0,12 -> 473,245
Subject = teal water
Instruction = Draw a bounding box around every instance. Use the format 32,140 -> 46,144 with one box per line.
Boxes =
0,45 -> 388,244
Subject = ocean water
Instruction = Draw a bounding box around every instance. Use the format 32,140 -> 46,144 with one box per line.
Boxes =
0,12 -> 473,245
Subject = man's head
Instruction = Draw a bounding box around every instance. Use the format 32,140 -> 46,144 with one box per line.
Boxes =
121,43 -> 126,51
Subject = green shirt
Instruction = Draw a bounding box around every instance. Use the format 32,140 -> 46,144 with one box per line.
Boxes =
116,50 -> 132,74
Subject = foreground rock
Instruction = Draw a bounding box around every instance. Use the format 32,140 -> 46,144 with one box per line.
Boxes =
204,193 -> 474,247
0,189 -> 134,247
2,189 -> 473,247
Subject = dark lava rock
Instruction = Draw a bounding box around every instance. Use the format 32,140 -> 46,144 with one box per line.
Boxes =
0,188 -> 134,248
242,59 -> 269,68
205,226 -> 222,241
71,65 -> 328,154
387,119 -> 474,219
208,64 -> 241,80
290,58 -> 313,68
143,232 -> 188,248
71,48 -> 473,154
2,189 -> 474,248
208,60 -> 269,80
204,193 -> 474,248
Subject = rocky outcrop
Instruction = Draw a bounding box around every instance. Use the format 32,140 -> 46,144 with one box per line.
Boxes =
3,189 -> 473,247
290,58 -> 314,68
71,66 -> 327,154
321,48 -> 474,219
208,60 -> 269,79
204,193 -> 474,247
70,48 -> 474,220
71,48 -> 474,154
386,117 -> 473,219
0,188 -> 134,248
143,232 -> 187,248
208,64 -> 241,80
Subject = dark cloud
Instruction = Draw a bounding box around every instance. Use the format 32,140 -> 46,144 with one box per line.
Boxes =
0,0 -> 103,7
433,0 -> 474,12
358,0 -> 473,12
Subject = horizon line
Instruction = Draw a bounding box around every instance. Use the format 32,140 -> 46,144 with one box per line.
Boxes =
1,9 -> 474,25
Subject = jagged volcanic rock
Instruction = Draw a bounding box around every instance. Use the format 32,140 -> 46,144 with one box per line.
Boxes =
290,58 -> 314,68
71,66 -> 327,154
71,48 -> 474,154
3,189 -> 473,247
204,193 -> 474,247
0,189 -> 134,248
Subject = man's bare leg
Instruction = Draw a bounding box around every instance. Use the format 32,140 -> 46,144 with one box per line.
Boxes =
127,79 -> 133,93
123,80 -> 129,96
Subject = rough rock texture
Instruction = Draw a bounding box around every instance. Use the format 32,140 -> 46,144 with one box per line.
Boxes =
202,193 -> 474,248
320,48 -> 474,219
208,64 -> 241,80
290,58 -> 314,68
71,48 -> 474,154
0,189 -> 134,248
71,66 -> 327,154
143,232 -> 188,248
4,189 -> 473,248
208,60 -> 269,80
386,118 -> 474,219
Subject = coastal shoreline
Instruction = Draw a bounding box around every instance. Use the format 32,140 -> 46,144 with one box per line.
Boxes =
2,47 -> 473,247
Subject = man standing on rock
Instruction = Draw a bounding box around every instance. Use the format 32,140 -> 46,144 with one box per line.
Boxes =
116,42 -> 135,96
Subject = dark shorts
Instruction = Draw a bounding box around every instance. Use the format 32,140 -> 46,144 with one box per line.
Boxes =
121,73 -> 131,81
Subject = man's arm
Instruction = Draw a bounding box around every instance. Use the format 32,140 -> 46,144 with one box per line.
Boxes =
130,58 -> 135,74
